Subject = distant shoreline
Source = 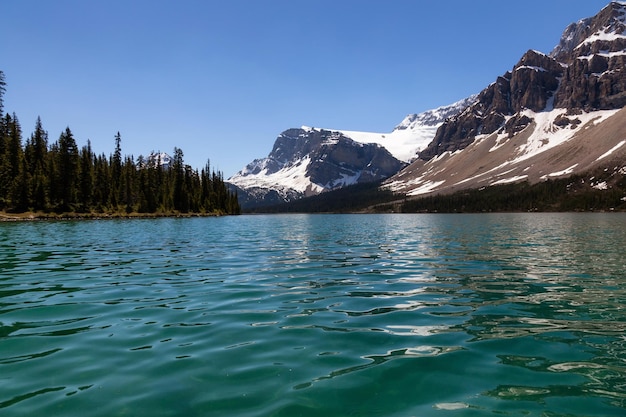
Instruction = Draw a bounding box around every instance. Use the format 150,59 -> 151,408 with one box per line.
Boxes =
0,211 -> 227,221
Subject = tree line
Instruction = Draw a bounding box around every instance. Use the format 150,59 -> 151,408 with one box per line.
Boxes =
397,172 -> 626,213
0,71 -> 240,215
248,180 -> 399,213
250,169 -> 626,214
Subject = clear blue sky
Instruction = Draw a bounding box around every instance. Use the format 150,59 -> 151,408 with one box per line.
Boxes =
2,0 -> 612,177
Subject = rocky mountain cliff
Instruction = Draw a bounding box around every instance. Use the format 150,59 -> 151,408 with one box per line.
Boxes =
552,2 -> 626,110
387,1 -> 626,198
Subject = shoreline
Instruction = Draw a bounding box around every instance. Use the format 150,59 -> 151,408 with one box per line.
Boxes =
0,211 -> 227,221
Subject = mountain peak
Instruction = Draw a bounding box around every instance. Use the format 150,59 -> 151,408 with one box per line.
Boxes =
393,95 -> 478,130
139,151 -> 172,169
550,1 -> 626,61
515,49 -> 563,74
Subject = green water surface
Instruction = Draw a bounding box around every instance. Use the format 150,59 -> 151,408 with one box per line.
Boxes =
0,213 -> 625,416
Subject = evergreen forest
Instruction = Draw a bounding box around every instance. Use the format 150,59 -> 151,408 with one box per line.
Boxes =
0,71 -> 240,217
251,170 -> 626,214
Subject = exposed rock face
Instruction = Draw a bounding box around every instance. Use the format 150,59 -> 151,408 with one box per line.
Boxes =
300,129 -> 405,188
420,2 -> 626,161
420,50 -> 565,160
552,2 -> 626,110
551,2 -> 626,62
555,54 -> 626,110
510,51 -> 565,112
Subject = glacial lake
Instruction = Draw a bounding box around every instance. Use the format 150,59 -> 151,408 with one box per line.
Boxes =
0,213 -> 625,416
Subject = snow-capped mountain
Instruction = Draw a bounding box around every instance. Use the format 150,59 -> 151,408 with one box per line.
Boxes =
137,152 -> 173,169
386,1 -> 626,197
150,152 -> 173,169
228,97 -> 475,208
228,128 -> 405,208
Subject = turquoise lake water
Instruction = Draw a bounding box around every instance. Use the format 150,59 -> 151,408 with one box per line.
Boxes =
0,213 -> 625,416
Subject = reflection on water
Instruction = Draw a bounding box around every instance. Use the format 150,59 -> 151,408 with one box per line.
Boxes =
0,214 -> 625,416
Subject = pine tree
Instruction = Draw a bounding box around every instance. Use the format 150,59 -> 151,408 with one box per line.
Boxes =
78,140 -> 95,211
55,127 -> 79,211
0,71 -> 5,116
13,149 -> 29,211
172,147 -> 188,212
120,155 -> 136,212
93,153 -> 111,211
153,153 -> 169,212
25,117 -> 49,210
185,165 -> 201,212
47,141 -> 59,208
200,160 -> 215,212
136,154 -> 159,213
110,132 -> 123,209
0,114 -> 25,209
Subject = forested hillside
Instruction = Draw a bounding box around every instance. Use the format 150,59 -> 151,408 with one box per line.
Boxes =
0,71 -> 239,216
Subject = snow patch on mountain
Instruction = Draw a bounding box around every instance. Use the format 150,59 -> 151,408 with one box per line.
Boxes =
596,139 -> 626,161
486,106 -> 620,163
140,152 -> 173,169
330,95 -> 477,163
512,108 -> 619,163
230,155 -> 324,195
542,164 -> 578,179
576,1 -> 626,48
335,126 -> 438,164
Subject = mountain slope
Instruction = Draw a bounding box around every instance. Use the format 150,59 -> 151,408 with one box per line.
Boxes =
386,1 -> 626,198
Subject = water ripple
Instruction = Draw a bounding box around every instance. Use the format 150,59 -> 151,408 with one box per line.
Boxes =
1,214 -> 625,416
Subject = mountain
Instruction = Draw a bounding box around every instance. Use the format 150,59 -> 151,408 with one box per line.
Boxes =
386,1 -> 626,198
144,152 -> 173,169
228,128 -> 405,208
228,97 -> 475,208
